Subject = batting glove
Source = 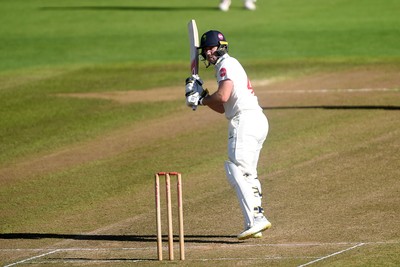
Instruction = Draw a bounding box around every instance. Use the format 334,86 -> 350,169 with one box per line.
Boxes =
186,91 -> 200,107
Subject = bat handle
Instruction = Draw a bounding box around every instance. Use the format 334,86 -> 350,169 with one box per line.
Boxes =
192,105 -> 197,111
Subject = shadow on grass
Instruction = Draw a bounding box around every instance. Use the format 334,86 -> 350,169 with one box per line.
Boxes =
40,6 -> 218,12
50,257 -> 160,262
263,105 -> 400,110
0,233 -> 241,244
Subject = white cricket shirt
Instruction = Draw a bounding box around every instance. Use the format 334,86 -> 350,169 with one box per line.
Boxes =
215,54 -> 262,119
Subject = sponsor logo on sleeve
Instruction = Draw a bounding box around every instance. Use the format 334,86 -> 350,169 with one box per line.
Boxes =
220,67 -> 227,78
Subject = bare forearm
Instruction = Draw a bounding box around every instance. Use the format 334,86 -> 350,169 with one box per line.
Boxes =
206,101 -> 225,113
202,93 -> 225,113
201,80 -> 232,114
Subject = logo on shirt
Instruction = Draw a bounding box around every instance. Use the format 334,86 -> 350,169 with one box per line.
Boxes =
247,79 -> 254,94
220,68 -> 227,78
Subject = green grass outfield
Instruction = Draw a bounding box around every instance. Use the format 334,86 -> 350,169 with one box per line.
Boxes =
1,0 -> 399,71
1,0 -> 399,266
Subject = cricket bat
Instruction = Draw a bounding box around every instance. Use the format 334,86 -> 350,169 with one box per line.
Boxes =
187,19 -> 199,110
188,19 -> 199,76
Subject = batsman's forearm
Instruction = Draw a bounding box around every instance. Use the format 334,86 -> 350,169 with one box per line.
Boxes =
202,96 -> 225,113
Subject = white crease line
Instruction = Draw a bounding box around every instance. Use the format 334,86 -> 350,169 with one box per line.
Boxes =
27,259 -> 148,264
266,88 -> 399,94
297,243 -> 366,267
3,249 -> 61,267
218,242 -> 359,248
0,247 -> 156,252
1,241 -> 397,252
2,241 -> 397,265
59,247 -> 155,252
32,256 -> 316,264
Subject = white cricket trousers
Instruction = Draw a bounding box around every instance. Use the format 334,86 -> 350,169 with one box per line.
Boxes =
226,110 -> 268,228
227,110 -> 269,179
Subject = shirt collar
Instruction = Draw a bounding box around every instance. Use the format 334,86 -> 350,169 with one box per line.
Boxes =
216,53 -> 230,66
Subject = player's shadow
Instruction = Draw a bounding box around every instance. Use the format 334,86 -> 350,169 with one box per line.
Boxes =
40,6 -> 218,11
262,105 -> 400,110
0,233 -> 241,244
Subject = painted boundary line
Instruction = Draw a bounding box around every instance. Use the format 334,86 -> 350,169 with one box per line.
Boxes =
297,243 -> 366,267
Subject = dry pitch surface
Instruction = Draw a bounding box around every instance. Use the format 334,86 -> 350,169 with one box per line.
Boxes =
1,67 -> 399,266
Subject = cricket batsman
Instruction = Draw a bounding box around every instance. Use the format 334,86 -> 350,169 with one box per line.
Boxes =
185,30 -> 271,239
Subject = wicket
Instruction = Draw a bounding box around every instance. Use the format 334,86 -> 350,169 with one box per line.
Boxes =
155,172 -> 185,261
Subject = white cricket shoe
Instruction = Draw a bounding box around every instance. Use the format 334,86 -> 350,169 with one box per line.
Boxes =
219,0 -> 231,12
237,216 -> 271,240
252,232 -> 263,238
244,0 -> 256,11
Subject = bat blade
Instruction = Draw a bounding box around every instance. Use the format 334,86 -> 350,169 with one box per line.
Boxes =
187,19 -> 200,111
188,19 -> 199,75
